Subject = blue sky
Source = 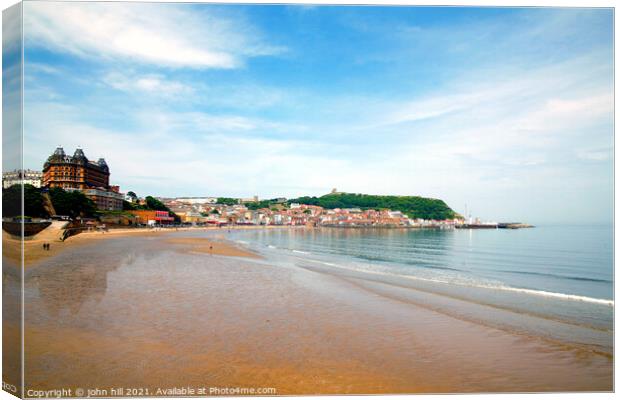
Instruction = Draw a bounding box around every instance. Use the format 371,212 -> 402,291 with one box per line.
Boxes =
19,3 -> 613,224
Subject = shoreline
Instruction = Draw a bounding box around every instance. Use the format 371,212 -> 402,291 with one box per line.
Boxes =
2,221 -> 540,268
7,227 -> 613,393
3,225 -> 290,268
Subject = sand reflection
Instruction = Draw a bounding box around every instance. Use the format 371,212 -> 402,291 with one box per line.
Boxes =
21,232 -> 613,394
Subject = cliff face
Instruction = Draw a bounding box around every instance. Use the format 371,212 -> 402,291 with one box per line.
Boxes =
290,193 -> 459,220
42,192 -> 56,216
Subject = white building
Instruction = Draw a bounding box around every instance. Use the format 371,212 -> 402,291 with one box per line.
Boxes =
79,188 -> 125,211
176,197 -> 218,204
240,196 -> 259,203
2,169 -> 42,189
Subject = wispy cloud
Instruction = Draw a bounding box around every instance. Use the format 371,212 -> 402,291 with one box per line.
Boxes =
102,71 -> 194,98
23,2 -> 285,69
576,147 -> 613,162
2,2 -> 22,56
23,101 -> 342,198
98,69 -> 291,110
3,3 -> 23,172
21,5 -> 613,223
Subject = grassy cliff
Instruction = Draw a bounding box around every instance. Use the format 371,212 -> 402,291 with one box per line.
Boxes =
289,192 -> 460,220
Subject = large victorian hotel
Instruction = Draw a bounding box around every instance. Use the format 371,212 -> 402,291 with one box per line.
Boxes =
42,147 -> 124,211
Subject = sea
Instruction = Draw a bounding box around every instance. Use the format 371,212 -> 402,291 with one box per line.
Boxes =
224,224 -> 614,354
11,224 -> 613,391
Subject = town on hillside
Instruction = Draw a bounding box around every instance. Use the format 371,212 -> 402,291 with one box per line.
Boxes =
3,147 -> 524,232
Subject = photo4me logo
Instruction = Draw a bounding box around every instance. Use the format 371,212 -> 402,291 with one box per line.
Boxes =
2,381 -> 17,394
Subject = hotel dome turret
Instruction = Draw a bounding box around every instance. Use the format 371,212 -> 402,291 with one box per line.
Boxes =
97,158 -> 109,172
72,148 -> 88,164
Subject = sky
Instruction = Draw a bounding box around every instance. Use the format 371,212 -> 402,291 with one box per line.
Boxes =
17,2 -> 613,224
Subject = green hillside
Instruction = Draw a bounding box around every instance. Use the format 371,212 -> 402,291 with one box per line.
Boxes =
289,192 -> 460,220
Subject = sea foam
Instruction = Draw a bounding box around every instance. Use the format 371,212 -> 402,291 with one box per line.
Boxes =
296,256 -> 614,307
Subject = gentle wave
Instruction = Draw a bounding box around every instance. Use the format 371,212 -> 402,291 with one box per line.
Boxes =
356,255 -> 464,272
401,261 -> 463,272
499,269 -> 611,284
292,250 -> 311,254
484,285 -> 615,306
296,256 -> 614,307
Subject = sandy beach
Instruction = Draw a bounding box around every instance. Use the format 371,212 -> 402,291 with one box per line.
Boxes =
167,237 -> 260,258
2,225 -> 272,268
2,227 -> 613,395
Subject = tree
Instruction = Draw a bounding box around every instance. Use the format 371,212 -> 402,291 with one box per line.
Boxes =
2,184 -> 48,218
217,197 -> 238,206
288,192 -> 459,220
3,184 -> 47,218
145,196 -> 168,211
2,185 -> 21,217
244,200 -> 271,210
24,185 -> 48,217
48,187 -> 97,218
126,191 -> 138,203
122,200 -> 137,210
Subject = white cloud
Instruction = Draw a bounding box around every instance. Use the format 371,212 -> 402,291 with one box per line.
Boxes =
577,148 -> 612,162
26,63 -> 62,75
102,71 -> 194,97
285,51 -> 612,222
20,6 -> 613,223
128,109 -> 309,139
2,2 -> 22,55
23,48 -> 613,222
23,102 -> 342,198
23,2 -> 284,69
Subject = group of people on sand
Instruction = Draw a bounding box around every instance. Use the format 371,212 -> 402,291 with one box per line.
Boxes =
42,243 -> 52,251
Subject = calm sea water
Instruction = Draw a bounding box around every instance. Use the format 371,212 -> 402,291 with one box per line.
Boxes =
13,226 -> 613,392
224,225 -> 613,351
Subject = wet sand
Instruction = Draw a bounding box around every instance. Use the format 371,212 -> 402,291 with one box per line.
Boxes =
3,231 -> 101,267
3,231 -> 613,395
167,237 -> 260,258
3,225 -> 273,268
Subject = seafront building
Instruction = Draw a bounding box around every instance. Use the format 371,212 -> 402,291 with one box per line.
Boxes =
82,187 -> 125,211
42,147 -> 124,211
128,210 -> 175,225
2,169 -> 42,188
43,147 -> 109,189
161,197 -> 459,228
